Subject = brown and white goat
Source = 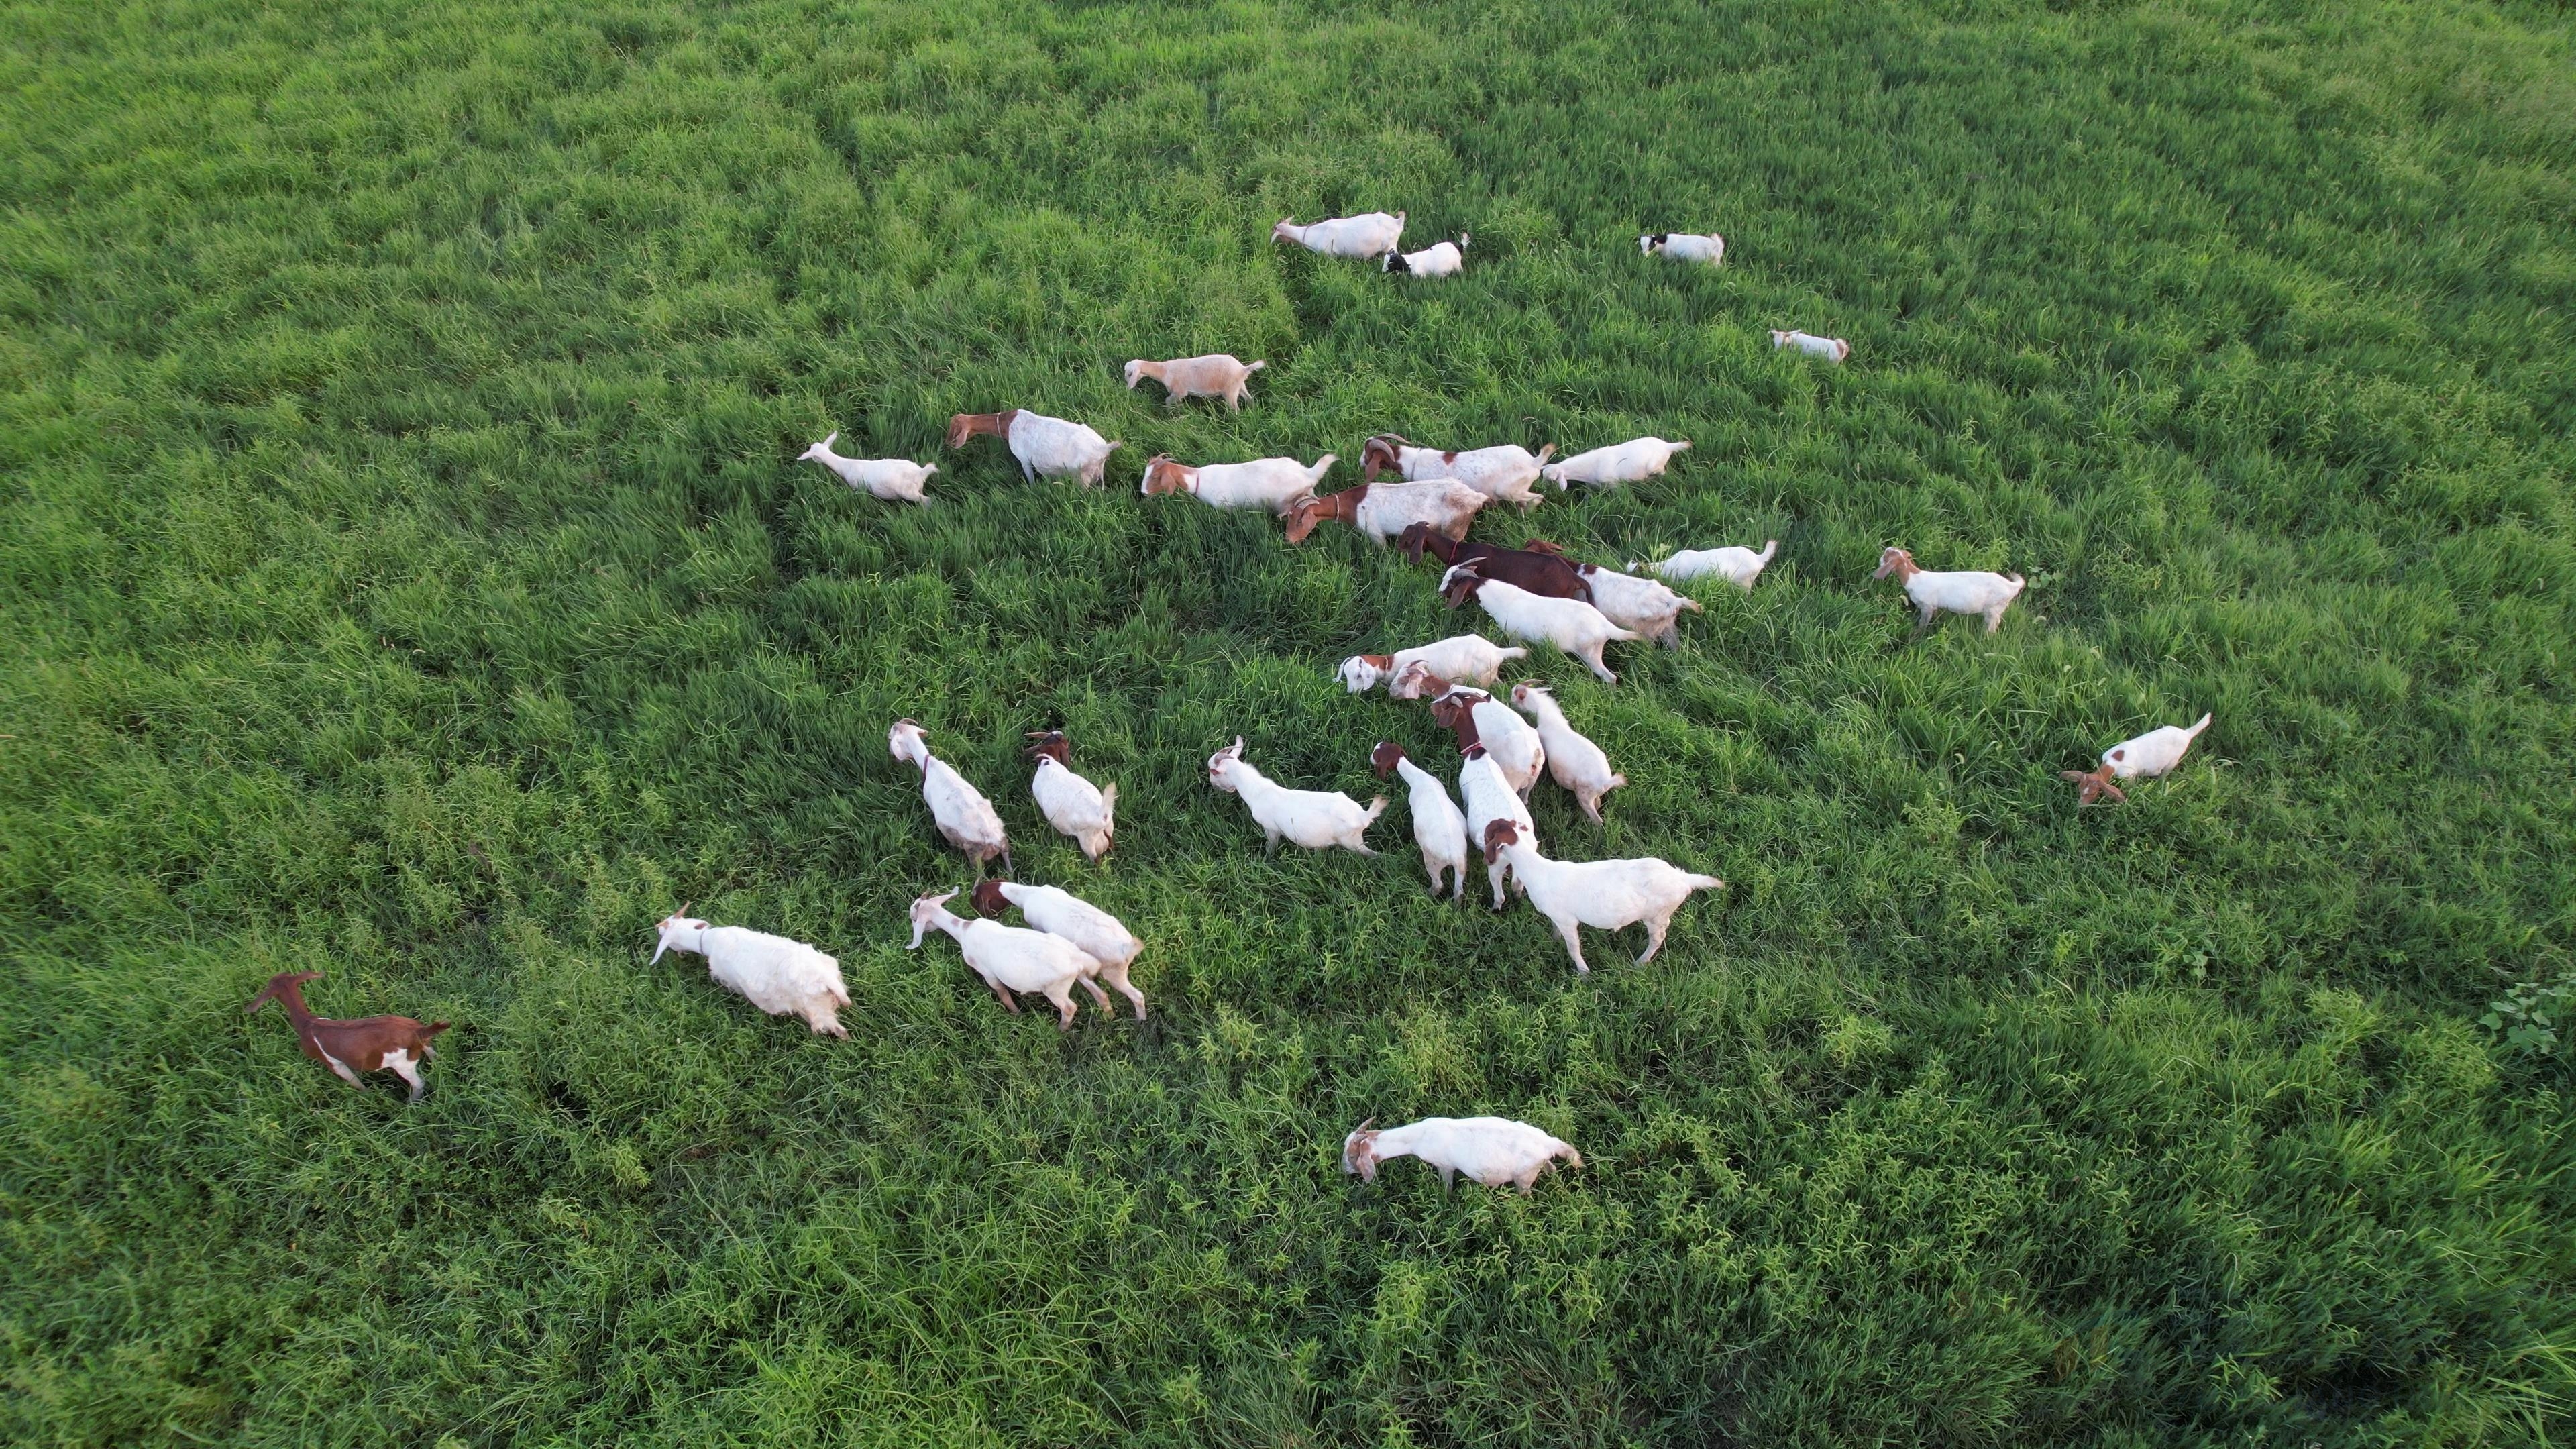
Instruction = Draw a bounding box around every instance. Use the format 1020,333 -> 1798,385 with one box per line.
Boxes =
1284,480 -> 1487,545
244,971 -> 451,1103
1399,523 -> 1591,603
1124,354 -> 1265,410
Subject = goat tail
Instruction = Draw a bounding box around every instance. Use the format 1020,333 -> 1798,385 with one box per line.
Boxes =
2186,712 -> 2213,736
1362,796 -> 1389,824
1534,442 -> 1558,464
1689,873 -> 1725,893
1497,645 -> 1530,661
1609,625 -> 1646,643
1099,782 -> 1118,830
1609,773 -> 1629,790
1558,1145 -> 1586,1169
424,1020 -> 453,1039
1244,360 -> 1267,373
1670,439 -> 1693,452
2004,572 -> 2026,589
1757,539 -> 1779,560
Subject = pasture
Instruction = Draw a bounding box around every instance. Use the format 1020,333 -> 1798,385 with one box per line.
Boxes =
4,0 -> 2574,1442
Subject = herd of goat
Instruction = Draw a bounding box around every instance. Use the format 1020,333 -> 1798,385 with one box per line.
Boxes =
246,211 -> 2214,1196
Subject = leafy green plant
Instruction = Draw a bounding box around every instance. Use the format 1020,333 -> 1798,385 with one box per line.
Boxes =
2481,977 -> 2572,1055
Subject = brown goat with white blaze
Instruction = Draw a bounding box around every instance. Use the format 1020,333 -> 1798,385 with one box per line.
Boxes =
244,972 -> 451,1103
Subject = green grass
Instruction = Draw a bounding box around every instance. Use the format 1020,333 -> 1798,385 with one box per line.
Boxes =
5,0 -> 2575,1442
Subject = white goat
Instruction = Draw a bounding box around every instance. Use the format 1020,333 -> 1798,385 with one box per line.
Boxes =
1508,683 -> 1625,824
1638,541 -> 1777,590
1124,354 -> 1265,411
1480,820 -> 1722,974
1359,435 -> 1554,511
2063,713 -> 2214,805
1336,635 -> 1528,694
1384,233 -> 1466,278
652,912 -> 851,1038
1140,453 -> 1336,515
1431,687 -> 1545,798
1024,729 -> 1115,863
1873,546 -> 2026,635
1370,741 -> 1470,901
1440,565 -> 1641,685
1342,1116 -> 1582,1193
1273,211 -> 1405,258
946,410 -> 1122,486
1456,745 -> 1536,910
798,432 -> 936,504
889,718 -> 1010,874
1205,737 -> 1383,854
1571,563 -> 1701,649
908,891 -> 1103,1030
1640,231 -> 1724,265
1283,479 -> 1487,546
971,879 -> 1146,1019
1771,329 -> 1851,362
1542,436 -> 1693,490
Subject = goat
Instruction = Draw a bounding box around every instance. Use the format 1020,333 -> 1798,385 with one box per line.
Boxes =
1771,329 -> 1851,362
798,431 -> 935,504
1872,547 -> 2025,635
1205,737 -> 1384,854
946,409 -> 1121,486
1140,453 -> 1335,515
1384,233 -> 1467,278
1273,211 -> 1405,258
1508,682 -> 1625,824
1400,523 -> 1591,602
1571,563 -> 1700,649
1637,540 -> 1776,590
1285,479 -> 1487,546
971,879 -> 1146,1019
2063,713 -> 2214,805
1440,565 -> 1640,684
1024,729 -> 1115,862
908,891 -> 1101,1030
889,718 -> 1010,875
1336,635 -> 1529,695
1361,435 -> 1554,511
1371,741 -> 1471,902
1540,436 -> 1692,490
1342,1116 -> 1582,1194
1640,231 -> 1724,265
1456,743 -> 1536,910
1124,354 -> 1266,411
1481,820 -> 1722,974
244,972 -> 451,1103
652,912 -> 851,1038
1430,686 -> 1545,798
1388,661 -> 1460,701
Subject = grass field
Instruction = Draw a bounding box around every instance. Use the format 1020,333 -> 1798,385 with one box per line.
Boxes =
6,0 -> 2576,1442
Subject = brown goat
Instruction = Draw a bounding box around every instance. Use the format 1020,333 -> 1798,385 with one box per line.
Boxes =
1399,523 -> 1591,604
244,972 -> 451,1103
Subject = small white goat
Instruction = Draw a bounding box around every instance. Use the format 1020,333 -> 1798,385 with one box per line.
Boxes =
889,719 -> 1010,874
1542,437 -> 1693,490
1124,354 -> 1265,411
1336,635 -> 1528,694
2063,713 -> 2213,805
1508,683 -> 1625,824
1371,741 -> 1470,901
798,432 -> 936,504
1283,479 -> 1488,546
1571,563 -> 1701,649
1873,547 -> 2026,635
1771,329 -> 1851,362
1273,211 -> 1405,258
1456,744 -> 1537,910
1638,541 -> 1777,590
1024,729 -> 1115,863
971,879 -> 1146,1019
946,410 -> 1122,486
1359,436 -> 1554,511
1342,1116 -> 1582,1193
1384,233 -> 1466,278
908,891 -> 1102,1030
653,912 -> 851,1038
1481,820 -> 1722,974
1440,565 -> 1641,685
1205,737 -> 1383,854
1431,687 -> 1545,798
1640,231 -> 1724,265
1140,453 -> 1336,515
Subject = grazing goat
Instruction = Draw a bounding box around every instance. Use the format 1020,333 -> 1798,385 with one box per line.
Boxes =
798,432 -> 935,504
1371,741 -> 1471,902
1385,233 -> 1467,278
1638,541 -> 1776,590
1430,687 -> 1546,798
1140,453 -> 1336,515
1541,436 -> 1692,490
2063,713 -> 2214,805
1361,435 -> 1554,510
244,972 -> 451,1103
908,891 -> 1101,1030
1457,744 -> 1537,910
1025,729 -> 1115,863
890,718 -> 1011,874
1124,354 -> 1265,411
1640,231 -> 1724,265
1336,635 -> 1528,695
652,912 -> 851,1038
1571,563 -> 1700,649
946,409 -> 1121,486
1285,480 -> 1487,546
1343,1116 -> 1582,1193
1481,820 -> 1722,974
1273,211 -> 1405,258
1772,329 -> 1851,362
1388,661 -> 1456,701
1872,547 -> 2025,635
972,879 -> 1146,1020
1401,524 -> 1591,602
1509,682 -> 1625,824
1205,737 -> 1384,854
1441,565 -> 1640,684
